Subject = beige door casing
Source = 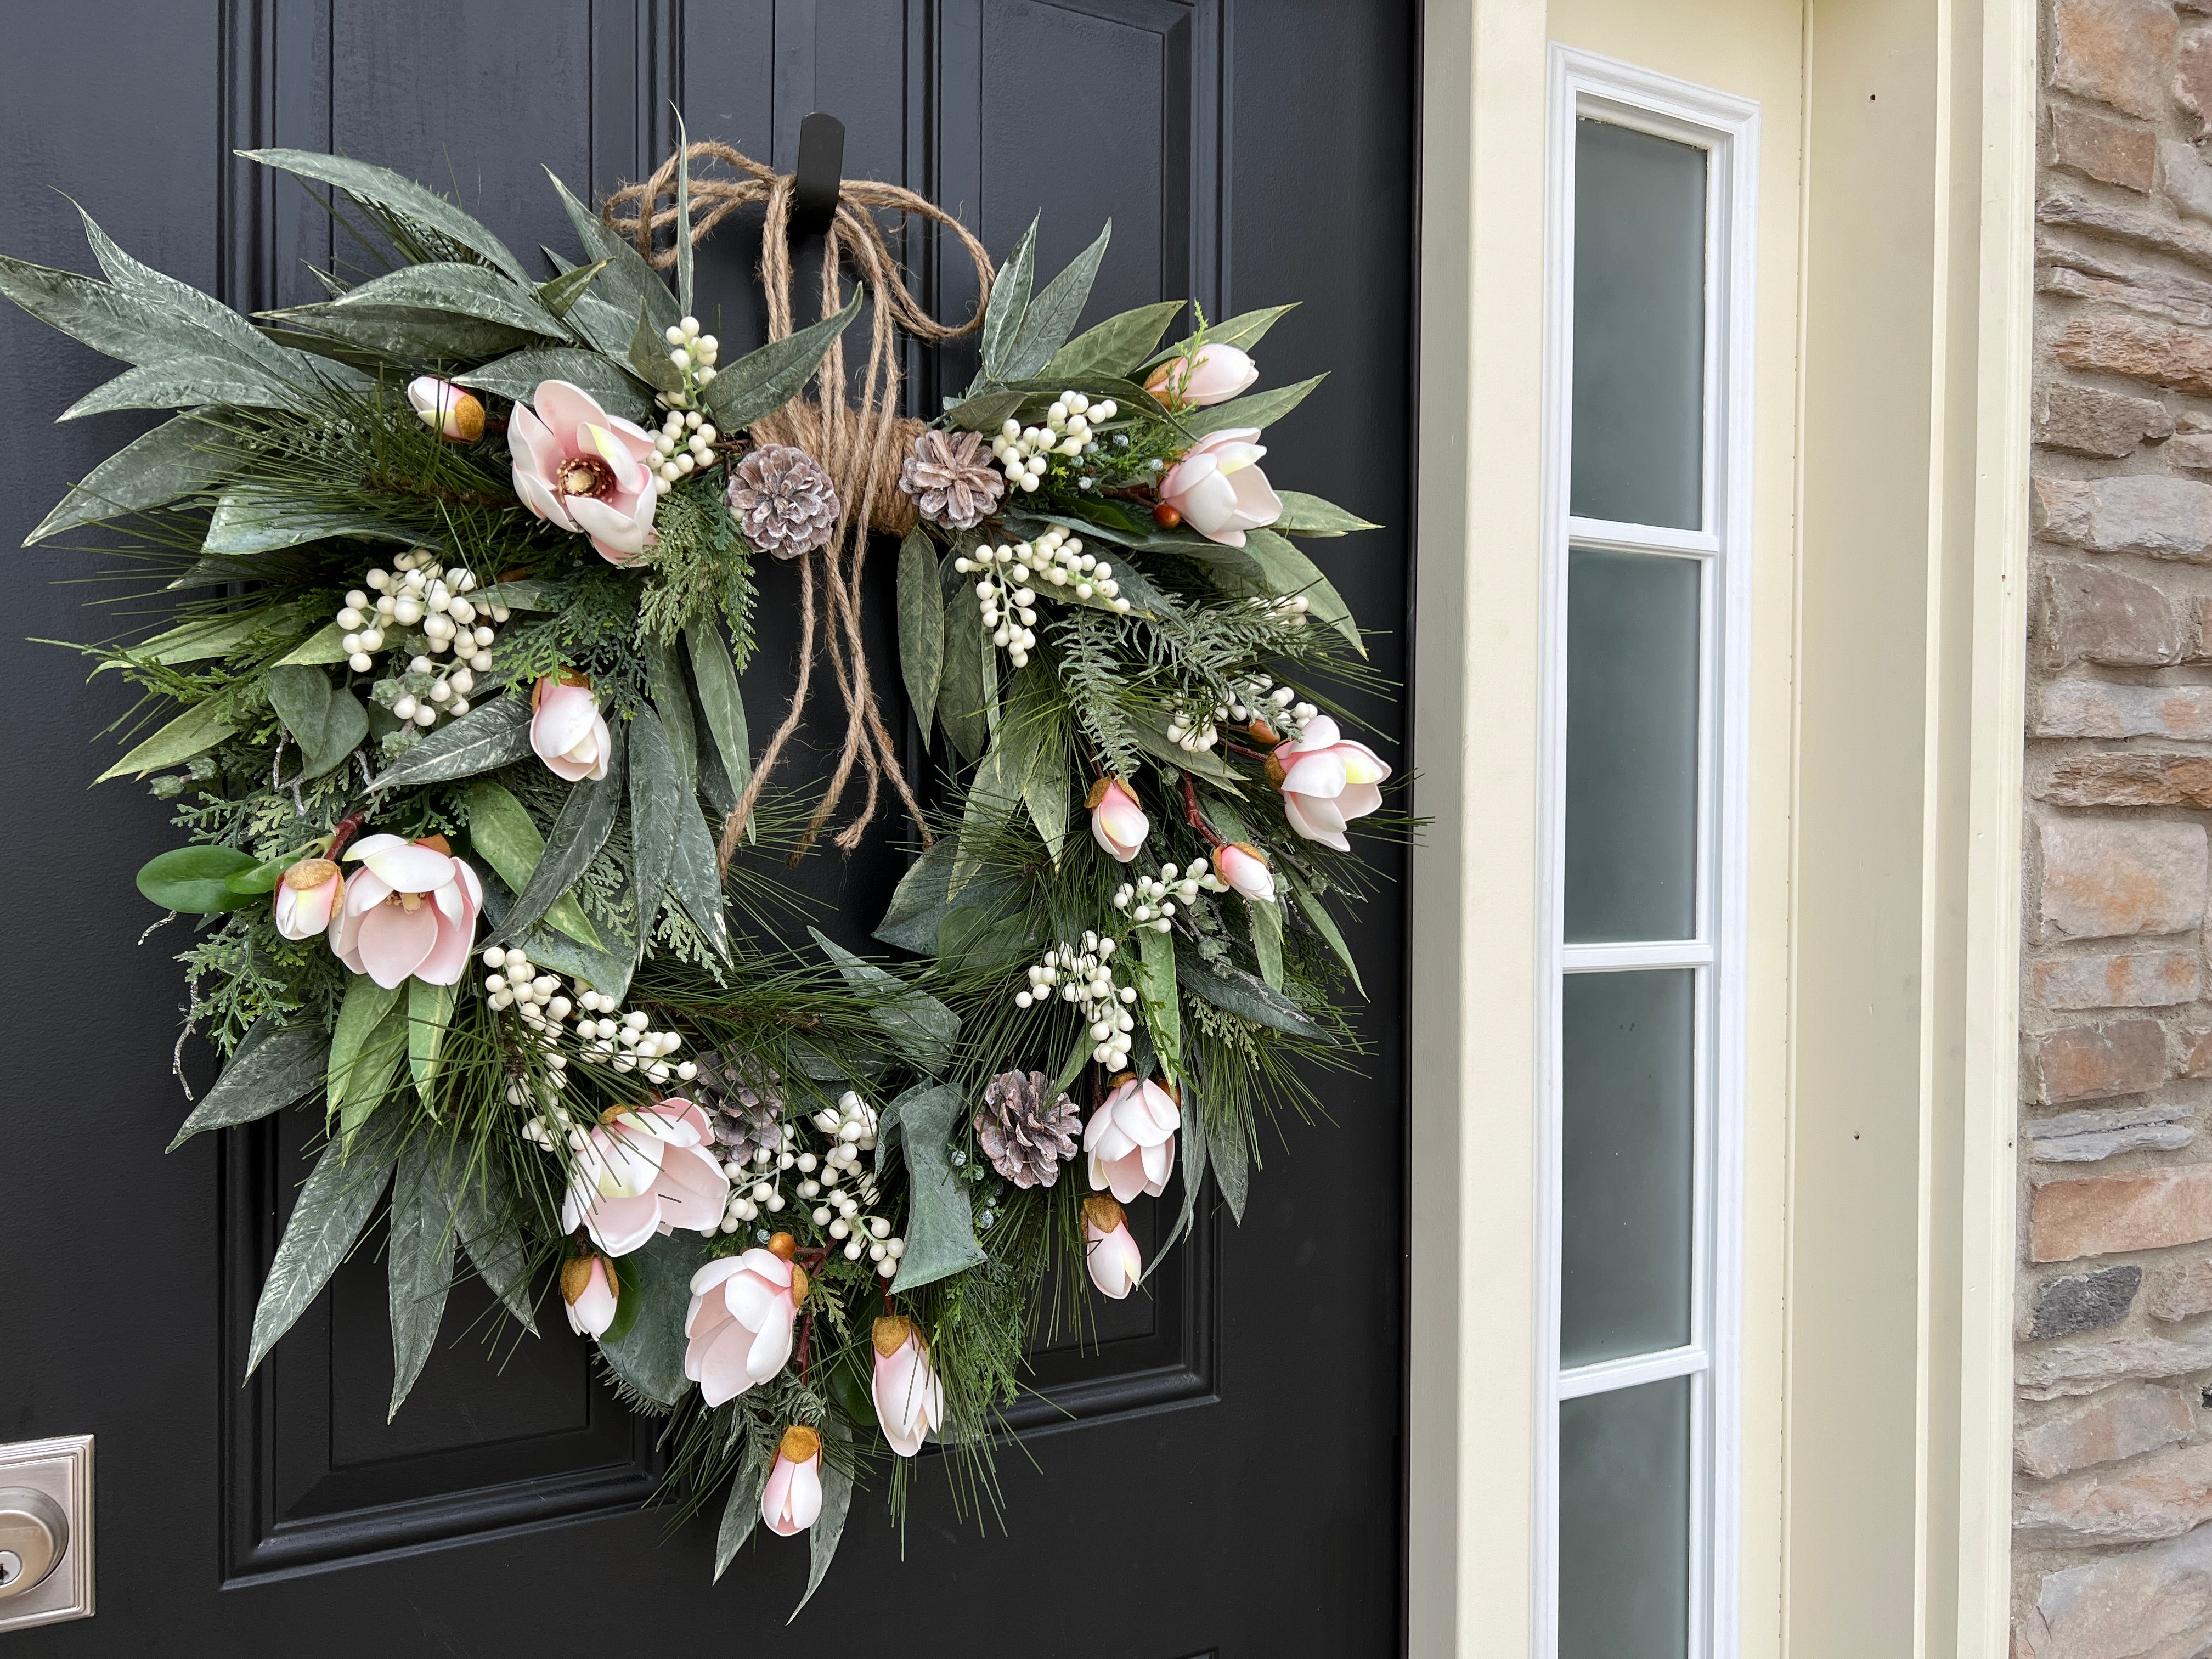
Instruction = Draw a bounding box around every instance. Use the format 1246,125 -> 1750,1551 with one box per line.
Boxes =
1407,0 -> 2035,1653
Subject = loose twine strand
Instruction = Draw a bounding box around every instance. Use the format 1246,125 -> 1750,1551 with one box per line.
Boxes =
601,140 -> 996,862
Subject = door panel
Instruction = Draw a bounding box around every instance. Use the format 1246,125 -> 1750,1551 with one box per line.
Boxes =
0,2 -> 1413,1650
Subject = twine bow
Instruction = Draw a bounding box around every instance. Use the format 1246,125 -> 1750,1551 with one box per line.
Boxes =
602,142 -> 996,861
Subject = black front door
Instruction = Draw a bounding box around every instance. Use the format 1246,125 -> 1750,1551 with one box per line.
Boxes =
0,4 -> 1414,1652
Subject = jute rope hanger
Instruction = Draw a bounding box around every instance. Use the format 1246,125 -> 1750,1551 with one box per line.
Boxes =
601,137 -> 998,862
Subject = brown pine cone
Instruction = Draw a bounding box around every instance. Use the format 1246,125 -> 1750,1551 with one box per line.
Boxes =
974,1069 -> 1081,1189
899,427 -> 1005,532
727,444 -> 840,559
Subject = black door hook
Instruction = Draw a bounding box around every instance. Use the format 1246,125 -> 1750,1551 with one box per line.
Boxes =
790,112 -> 845,239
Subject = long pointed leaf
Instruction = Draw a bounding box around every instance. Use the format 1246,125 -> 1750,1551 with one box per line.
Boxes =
1184,373 -> 1325,437
367,696 -> 534,789
456,347 -> 648,419
242,149 -> 531,284
685,619 -> 752,812
980,216 -> 1039,377
545,167 -> 678,335
246,1118 -> 400,1375
627,705 -> 684,958
27,413 -> 236,544
458,1157 -> 539,1333
811,929 -> 958,1076
884,1082 -> 987,1291
95,696 -> 236,782
895,530 -> 944,738
1041,298 -> 1184,381
701,284 -> 865,431
168,1022 -> 330,1150
387,1136 -> 459,1419
1001,220 -> 1111,379
500,723 -> 625,944
407,977 -> 458,1106
790,1438 -> 854,1620
714,1438 -> 772,1581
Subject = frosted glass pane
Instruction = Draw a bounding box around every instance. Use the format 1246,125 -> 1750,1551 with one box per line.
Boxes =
1571,119 -> 1706,530
1565,548 -> 1700,944
1559,1377 -> 1691,1659
1561,969 -> 1694,1367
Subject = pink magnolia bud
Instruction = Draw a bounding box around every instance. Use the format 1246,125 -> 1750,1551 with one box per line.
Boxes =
1155,426 -> 1282,548
1212,840 -> 1277,904
560,1252 -> 620,1337
1085,776 -> 1150,863
272,856 -> 344,940
871,1316 -> 945,1457
1144,343 -> 1259,408
1082,1195 -> 1143,1300
761,1424 -> 825,1535
531,674 -> 611,782
406,375 -> 486,442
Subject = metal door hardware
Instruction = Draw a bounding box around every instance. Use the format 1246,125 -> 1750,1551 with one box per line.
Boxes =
0,1437 -> 91,1635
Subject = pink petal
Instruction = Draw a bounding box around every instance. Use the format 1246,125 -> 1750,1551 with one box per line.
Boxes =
507,402 -> 554,477
657,1099 -> 715,1144
514,466 -> 573,529
581,1191 -> 661,1257
693,1316 -> 761,1406
606,415 -> 658,460
761,1455 -> 797,1529
359,841 -> 455,893
413,903 -> 474,986
1284,791 -> 1351,851
1281,751 -> 1349,800
1226,462 -> 1282,531
1336,780 -> 1384,821
355,900 -> 438,988
531,380 -> 614,447
568,493 -> 651,558
689,1256 -> 749,1298
651,1146 -> 730,1233
1299,715 -> 1343,749
785,1459 -> 822,1530
746,1305 -> 795,1381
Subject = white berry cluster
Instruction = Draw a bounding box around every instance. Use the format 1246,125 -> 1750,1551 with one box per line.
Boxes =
647,408 -> 720,496
991,390 -> 1119,493
1113,859 -> 1228,935
1164,706 -> 1220,753
716,1091 -> 906,1277
342,551 -> 508,727
657,314 -> 720,411
1015,932 -> 1139,1068
953,528 -> 1128,669
487,941 -> 687,1082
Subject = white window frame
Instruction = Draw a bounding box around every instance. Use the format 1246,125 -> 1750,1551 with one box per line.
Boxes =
1534,45 -> 1759,1659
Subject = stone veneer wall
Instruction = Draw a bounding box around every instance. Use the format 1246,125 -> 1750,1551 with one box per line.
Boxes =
2017,0 -> 2212,1649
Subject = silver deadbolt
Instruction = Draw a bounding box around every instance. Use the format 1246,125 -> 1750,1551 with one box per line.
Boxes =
0,1489 -> 66,1599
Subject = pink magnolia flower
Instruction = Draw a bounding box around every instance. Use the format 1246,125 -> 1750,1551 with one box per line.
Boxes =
1086,1074 -> 1180,1204
685,1248 -> 805,1407
1082,1195 -> 1143,1300
328,834 -> 483,988
530,675 -> 610,782
561,1098 -> 730,1257
1212,840 -> 1277,904
406,375 -> 484,442
1144,342 -> 1259,408
1271,716 -> 1391,851
1086,776 -> 1149,863
1158,427 -> 1281,548
561,1252 -> 620,1338
871,1316 -> 945,1458
272,857 -> 343,940
507,380 -> 660,563
762,1425 -> 825,1536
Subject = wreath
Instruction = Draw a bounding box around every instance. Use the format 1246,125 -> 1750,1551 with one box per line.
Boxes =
2,139 -> 1391,1602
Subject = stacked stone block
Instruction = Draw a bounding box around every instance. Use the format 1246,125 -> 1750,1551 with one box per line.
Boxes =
2018,1 -> 2212,1646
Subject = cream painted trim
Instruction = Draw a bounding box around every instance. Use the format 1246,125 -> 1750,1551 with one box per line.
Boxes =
1950,0 -> 2034,1651
1408,0 -> 1549,1652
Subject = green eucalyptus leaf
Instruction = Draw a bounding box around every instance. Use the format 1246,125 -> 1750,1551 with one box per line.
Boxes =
456,348 -> 649,420
627,704 -> 684,958
640,636 -> 698,793
77,207 -> 299,371
884,1082 -> 987,1292
1250,891 -> 1285,989
327,975 -> 408,1147
673,113 -> 696,320
1176,947 -> 1334,1041
500,721 -> 625,946
135,845 -> 259,914
242,149 -> 531,284
1271,489 -> 1380,537
204,485 -> 425,555
462,779 -> 602,950
537,255 -> 613,318
97,604 -> 293,675
545,167 -> 679,335
896,529 -> 944,739
980,216 -> 1038,379
1000,220 -> 1110,379
26,413 -> 238,544
1280,867 -> 1363,994
596,1231 -> 706,1406
1133,924 -> 1183,1079
701,284 -> 865,430
266,664 -> 369,780
714,1438 -> 772,1582
627,298 -> 686,392
97,696 -> 238,782
811,929 -> 959,1076
167,1021 -> 330,1150
791,1435 -> 854,1621
1210,1111 -> 1250,1223
1040,298 -> 1184,381
245,1113 -> 402,1376
325,261 -> 562,336
253,303 -> 539,367
59,356 -> 318,419
276,622 -> 353,665
1143,302 -> 1298,369
387,1136 -> 460,1419
368,696 -> 534,789
1239,528 -> 1362,655
225,855 -> 291,895
407,977 -> 458,1106
874,838 -> 956,955
685,619 -> 752,816
1183,373 -> 1325,437
1023,729 -> 1069,861
458,1157 -> 539,1333
936,554 -> 997,763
